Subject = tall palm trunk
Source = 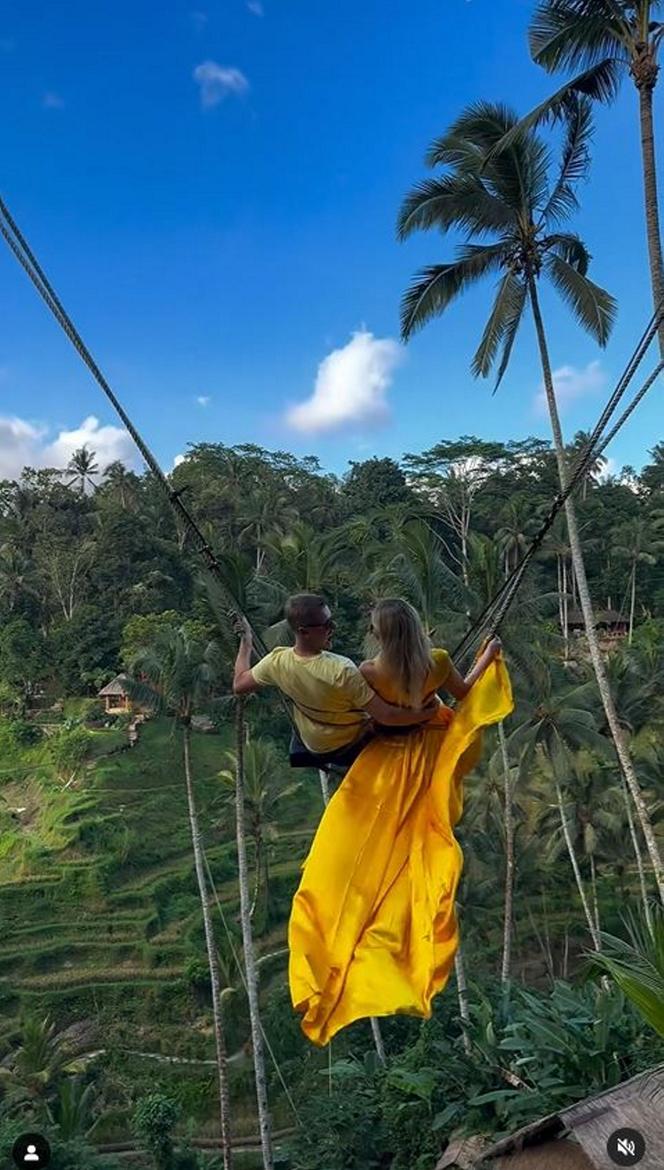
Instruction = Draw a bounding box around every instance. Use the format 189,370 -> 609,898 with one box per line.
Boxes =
529,280 -> 664,904
461,523 -> 469,588
454,925 -> 472,1055
498,724 -> 515,985
249,833 -> 265,922
317,770 -> 386,1063
562,556 -> 569,661
182,723 -> 233,1170
234,701 -> 273,1170
621,774 -> 653,932
554,774 -> 601,951
557,555 -> 564,637
589,852 -> 600,937
635,73 -> 664,355
629,562 -> 636,645
318,768 -> 330,807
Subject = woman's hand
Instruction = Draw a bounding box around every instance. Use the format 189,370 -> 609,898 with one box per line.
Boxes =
485,636 -> 502,662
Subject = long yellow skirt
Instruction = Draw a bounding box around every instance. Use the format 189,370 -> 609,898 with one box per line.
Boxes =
288,658 -> 513,1046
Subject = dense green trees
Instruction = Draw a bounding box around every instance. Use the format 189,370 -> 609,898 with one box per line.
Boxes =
1,2 -> 664,1162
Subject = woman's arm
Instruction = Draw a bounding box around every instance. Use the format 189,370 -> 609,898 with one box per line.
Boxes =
444,637 -> 502,701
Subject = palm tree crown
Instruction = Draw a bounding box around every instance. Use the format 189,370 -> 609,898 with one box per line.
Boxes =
398,98 -> 615,387
530,1 -> 664,94
526,2 -> 664,352
66,446 -> 99,495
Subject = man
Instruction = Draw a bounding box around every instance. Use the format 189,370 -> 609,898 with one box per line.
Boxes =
233,593 -> 436,767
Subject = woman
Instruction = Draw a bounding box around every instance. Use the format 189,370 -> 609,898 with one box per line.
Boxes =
288,599 -> 512,1046
360,596 -> 502,721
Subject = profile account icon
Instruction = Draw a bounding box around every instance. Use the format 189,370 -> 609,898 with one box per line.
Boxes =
12,1133 -> 51,1170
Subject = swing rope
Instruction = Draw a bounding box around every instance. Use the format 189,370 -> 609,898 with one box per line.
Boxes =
451,301 -> 664,661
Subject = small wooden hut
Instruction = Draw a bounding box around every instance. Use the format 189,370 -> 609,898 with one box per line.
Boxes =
435,1063 -> 664,1169
98,674 -> 132,715
566,607 -> 629,650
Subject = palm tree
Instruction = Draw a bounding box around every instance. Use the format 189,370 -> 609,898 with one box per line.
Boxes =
612,516 -> 664,641
567,429 -> 607,500
495,497 -> 535,577
540,512 -> 573,651
238,487 -> 298,574
642,439 -> 664,493
588,903 -> 664,1036
527,1 -> 664,353
233,700 -> 274,1170
0,1016 -> 67,1119
541,748 -> 624,938
398,98 -> 664,904
261,522 -> 347,600
129,628 -> 233,1170
66,446 -> 99,495
368,517 -> 471,642
218,738 -> 301,924
508,667 -> 614,951
101,460 -> 140,511
0,542 -> 38,613
48,1078 -> 96,1141
497,725 -> 517,985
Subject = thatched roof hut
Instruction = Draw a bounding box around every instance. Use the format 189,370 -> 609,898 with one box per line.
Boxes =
435,1063 -> 664,1169
567,607 -> 628,632
98,673 -> 132,713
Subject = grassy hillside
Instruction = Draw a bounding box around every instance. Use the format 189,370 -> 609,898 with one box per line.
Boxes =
0,716 -> 323,1142
1,708 -> 661,1169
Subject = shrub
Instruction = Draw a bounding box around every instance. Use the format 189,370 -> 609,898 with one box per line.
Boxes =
4,719 -> 42,747
184,956 -> 210,991
132,1093 -> 181,1170
48,725 -> 93,780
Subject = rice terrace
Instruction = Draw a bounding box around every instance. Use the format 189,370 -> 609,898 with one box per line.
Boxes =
0,3 -> 663,1170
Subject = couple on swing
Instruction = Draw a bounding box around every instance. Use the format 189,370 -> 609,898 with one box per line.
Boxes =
233,593 -> 513,1046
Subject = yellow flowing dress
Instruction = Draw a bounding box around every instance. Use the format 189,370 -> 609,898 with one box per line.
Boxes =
288,649 -> 513,1046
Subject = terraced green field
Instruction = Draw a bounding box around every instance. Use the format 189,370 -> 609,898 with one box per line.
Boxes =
0,717 -> 323,1140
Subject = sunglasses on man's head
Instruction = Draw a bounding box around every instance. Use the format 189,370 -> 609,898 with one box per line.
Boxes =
300,618 -> 335,630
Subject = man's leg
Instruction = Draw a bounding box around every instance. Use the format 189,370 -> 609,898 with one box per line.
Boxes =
288,727 -> 374,772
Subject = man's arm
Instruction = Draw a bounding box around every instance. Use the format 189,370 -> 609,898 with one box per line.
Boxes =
232,617 -> 261,695
365,694 -> 438,726
355,661 -> 437,725
444,637 -> 502,701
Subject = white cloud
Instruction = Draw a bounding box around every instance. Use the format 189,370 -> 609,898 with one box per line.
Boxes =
285,330 -> 404,435
598,456 -> 617,482
193,61 -> 249,108
535,360 -> 605,415
0,417 -> 48,480
247,1 -> 264,14
196,395 -> 210,407
44,415 -> 137,470
172,453 -> 186,469
0,413 -> 138,480
42,92 -> 65,109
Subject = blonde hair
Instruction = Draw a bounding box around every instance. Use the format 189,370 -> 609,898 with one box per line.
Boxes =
371,598 -> 434,706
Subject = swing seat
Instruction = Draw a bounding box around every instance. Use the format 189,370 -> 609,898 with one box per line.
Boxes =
288,731 -> 371,772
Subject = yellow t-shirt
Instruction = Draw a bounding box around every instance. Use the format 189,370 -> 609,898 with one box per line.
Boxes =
251,647 -> 374,754
366,648 -> 451,707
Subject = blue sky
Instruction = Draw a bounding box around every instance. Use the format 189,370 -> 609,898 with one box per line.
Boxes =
0,0 -> 661,480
